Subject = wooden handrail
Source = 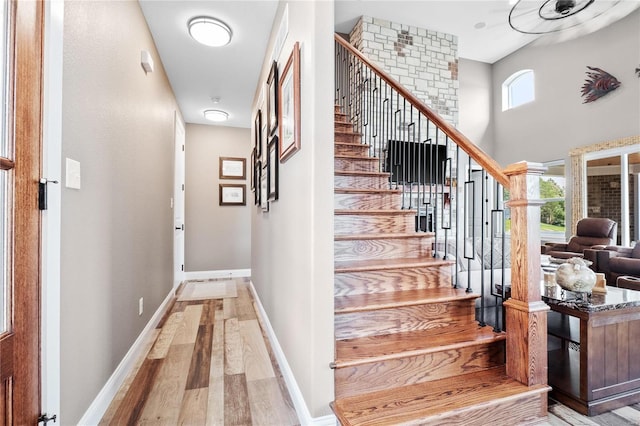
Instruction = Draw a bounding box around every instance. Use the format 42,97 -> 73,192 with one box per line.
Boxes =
335,34 -> 509,188
0,157 -> 15,170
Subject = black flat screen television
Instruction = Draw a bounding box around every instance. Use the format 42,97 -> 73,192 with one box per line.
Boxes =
383,140 -> 447,185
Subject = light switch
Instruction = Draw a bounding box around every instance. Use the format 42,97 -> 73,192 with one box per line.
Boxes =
65,158 -> 81,189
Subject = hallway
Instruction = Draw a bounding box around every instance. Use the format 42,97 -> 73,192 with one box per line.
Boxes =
99,278 -> 299,425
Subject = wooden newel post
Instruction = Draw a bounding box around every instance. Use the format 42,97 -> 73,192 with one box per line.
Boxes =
503,161 -> 549,386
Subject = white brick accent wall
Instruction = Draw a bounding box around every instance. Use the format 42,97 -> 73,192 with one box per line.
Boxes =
349,16 -> 459,127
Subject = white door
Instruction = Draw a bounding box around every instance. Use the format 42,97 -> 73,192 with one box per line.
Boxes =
173,114 -> 185,288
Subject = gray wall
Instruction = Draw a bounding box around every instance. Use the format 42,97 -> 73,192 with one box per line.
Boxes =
61,1 -> 178,422
491,9 -> 640,166
458,58 -> 494,152
251,0 -> 335,418
185,124 -> 251,271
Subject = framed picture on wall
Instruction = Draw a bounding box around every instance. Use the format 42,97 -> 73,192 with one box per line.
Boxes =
219,184 -> 246,206
219,157 -> 246,180
278,42 -> 301,163
261,122 -> 268,163
254,160 -> 262,206
266,60 -> 278,137
260,165 -> 269,212
250,149 -> 256,191
254,110 -> 262,158
267,135 -> 279,201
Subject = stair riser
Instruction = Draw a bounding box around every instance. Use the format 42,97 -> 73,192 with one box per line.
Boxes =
335,121 -> 353,131
334,175 -> 389,190
334,193 -> 401,210
335,214 -> 416,235
416,390 -> 548,426
334,237 -> 433,262
335,158 -> 379,173
335,301 -> 476,340
334,265 -> 452,296
335,144 -> 369,157
335,113 -> 349,122
334,342 -> 506,399
336,133 -> 361,144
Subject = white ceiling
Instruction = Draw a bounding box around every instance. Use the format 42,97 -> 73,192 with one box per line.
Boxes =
140,0 -> 638,129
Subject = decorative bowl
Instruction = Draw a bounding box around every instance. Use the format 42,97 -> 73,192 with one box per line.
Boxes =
555,257 -> 596,293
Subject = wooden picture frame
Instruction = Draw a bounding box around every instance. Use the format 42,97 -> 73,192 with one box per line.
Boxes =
261,121 -> 268,163
219,157 -> 246,180
278,42 -> 301,163
219,184 -> 246,206
250,149 -> 256,192
254,160 -> 262,205
254,110 -> 262,159
266,60 -> 278,137
260,165 -> 269,212
267,135 -> 279,201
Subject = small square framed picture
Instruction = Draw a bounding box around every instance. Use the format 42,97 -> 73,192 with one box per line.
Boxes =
219,157 -> 246,180
219,184 -> 246,206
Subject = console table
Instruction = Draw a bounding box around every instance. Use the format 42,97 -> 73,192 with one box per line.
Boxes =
543,284 -> 640,415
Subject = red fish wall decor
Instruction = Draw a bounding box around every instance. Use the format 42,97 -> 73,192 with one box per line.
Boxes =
580,66 -> 621,103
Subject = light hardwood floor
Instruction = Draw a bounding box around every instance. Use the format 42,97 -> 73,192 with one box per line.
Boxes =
99,277 -> 640,426
100,278 -> 299,425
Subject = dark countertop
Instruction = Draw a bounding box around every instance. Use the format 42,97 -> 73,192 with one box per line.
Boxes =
542,283 -> 640,312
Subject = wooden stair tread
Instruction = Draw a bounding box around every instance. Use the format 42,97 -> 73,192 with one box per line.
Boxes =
334,209 -> 416,216
335,155 -> 378,161
335,287 -> 478,314
334,325 -> 505,368
334,232 -> 433,241
335,141 -> 369,147
335,257 -> 453,272
335,170 -> 389,177
332,366 -> 549,426
334,188 -> 400,194
335,130 -> 362,137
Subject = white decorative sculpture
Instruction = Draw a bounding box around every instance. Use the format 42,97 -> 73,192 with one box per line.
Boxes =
555,257 -> 597,293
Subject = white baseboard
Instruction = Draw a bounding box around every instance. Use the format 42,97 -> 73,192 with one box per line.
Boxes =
77,288 -> 176,426
248,281 -> 337,426
184,268 -> 251,280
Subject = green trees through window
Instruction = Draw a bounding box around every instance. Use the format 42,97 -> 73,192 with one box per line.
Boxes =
540,178 -> 566,231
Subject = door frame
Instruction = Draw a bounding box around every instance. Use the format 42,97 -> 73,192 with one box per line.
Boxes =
41,0 -> 63,420
173,113 -> 186,288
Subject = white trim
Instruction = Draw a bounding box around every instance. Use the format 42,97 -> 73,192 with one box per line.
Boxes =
77,288 -> 176,425
184,269 -> 251,280
41,0 -> 64,421
248,281 -> 337,426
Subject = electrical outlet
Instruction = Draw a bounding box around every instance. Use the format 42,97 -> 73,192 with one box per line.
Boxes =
139,297 -> 144,316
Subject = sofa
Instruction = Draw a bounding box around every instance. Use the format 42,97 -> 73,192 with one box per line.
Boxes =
584,242 -> 640,287
542,217 -> 617,259
436,237 -> 511,315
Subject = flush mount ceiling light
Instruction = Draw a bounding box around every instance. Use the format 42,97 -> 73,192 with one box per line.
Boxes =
204,109 -> 229,122
188,16 -> 232,47
508,0 -> 640,35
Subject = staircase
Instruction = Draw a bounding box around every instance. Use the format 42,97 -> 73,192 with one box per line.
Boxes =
331,106 -> 550,425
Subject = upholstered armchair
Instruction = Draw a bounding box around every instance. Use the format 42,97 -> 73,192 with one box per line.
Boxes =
584,242 -> 640,286
542,217 -> 618,260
